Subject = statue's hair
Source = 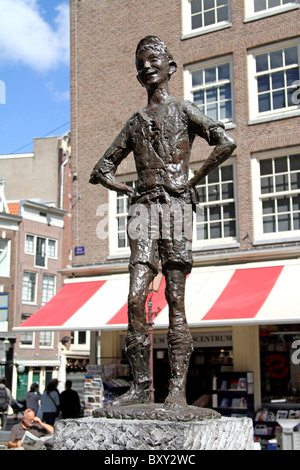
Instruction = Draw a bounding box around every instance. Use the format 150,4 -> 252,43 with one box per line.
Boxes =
135,35 -> 176,66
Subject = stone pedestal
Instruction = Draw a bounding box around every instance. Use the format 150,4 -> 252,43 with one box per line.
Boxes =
53,415 -> 254,450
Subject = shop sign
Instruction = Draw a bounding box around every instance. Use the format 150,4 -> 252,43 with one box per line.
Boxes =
120,331 -> 232,350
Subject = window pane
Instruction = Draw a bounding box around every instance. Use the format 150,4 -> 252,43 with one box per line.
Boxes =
272,89 -> 285,109
219,83 -> 231,100
260,159 -> 273,175
204,0 -> 215,10
263,216 -> 276,233
192,14 -> 203,30
204,9 -> 215,26
221,165 -> 233,180
207,102 -> 218,120
258,75 -> 270,93
193,90 -> 205,106
223,202 -> 235,219
36,237 -> 46,267
256,53 -> 269,72
218,63 -> 230,80
206,87 -> 218,103
275,174 -> 289,192
272,71 -> 284,89
205,67 -> 216,83
191,0 -> 202,14
222,181 -> 234,199
259,93 -> 271,112
263,199 -> 275,214
275,156 -> 288,173
254,0 -> 267,12
220,100 -> 232,120
278,213 -> 291,231
192,69 -> 203,87
210,222 -> 222,238
217,5 -> 228,22
285,46 -> 298,66
208,183 -> 220,200
25,235 -> 34,253
277,197 -> 290,213
270,50 -> 283,69
286,67 -> 299,87
269,0 -> 281,8
290,154 -> 300,171
210,206 -> 221,220
261,176 -> 274,194
224,220 -> 236,237
208,169 -> 219,183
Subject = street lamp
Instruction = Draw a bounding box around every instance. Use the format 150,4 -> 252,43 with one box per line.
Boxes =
147,270 -> 163,403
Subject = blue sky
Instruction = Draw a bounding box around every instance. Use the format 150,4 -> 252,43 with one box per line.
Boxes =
0,0 -> 70,155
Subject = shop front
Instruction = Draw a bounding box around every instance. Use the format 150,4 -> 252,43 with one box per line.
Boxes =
14,259 -> 300,413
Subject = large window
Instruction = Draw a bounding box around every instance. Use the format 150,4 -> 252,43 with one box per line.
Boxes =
42,275 -> 55,304
245,0 -> 299,20
252,150 -> 300,240
22,271 -> 37,303
0,240 -> 10,277
182,0 -> 231,36
194,163 -> 237,245
25,234 -> 57,268
248,40 -> 300,122
185,57 -> 234,124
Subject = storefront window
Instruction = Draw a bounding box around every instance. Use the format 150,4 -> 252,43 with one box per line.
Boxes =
260,325 -> 300,403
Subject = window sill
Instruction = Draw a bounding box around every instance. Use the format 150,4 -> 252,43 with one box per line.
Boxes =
248,109 -> 300,126
253,235 -> 300,246
193,241 -> 240,252
181,22 -> 232,40
244,4 -> 300,23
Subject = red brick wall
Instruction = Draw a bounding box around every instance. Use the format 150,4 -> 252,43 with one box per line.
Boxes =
70,0 -> 300,268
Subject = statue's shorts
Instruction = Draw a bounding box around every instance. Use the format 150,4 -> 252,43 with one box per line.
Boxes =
127,190 -> 193,275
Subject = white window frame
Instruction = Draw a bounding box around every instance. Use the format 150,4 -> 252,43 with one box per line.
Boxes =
41,274 -> 56,305
19,314 -> 35,347
245,0 -> 299,22
24,234 -> 58,267
248,39 -> 300,124
182,0 -> 231,39
252,147 -> 300,243
184,55 -> 235,126
71,331 -> 91,351
39,331 -> 54,349
109,178 -> 136,257
192,159 -> 239,250
0,293 -> 9,332
22,271 -> 37,304
0,239 -> 10,277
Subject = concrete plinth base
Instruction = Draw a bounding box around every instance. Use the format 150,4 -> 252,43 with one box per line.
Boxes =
53,415 -> 254,450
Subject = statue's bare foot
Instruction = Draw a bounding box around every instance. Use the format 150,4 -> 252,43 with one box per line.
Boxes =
164,387 -> 188,409
109,384 -> 151,407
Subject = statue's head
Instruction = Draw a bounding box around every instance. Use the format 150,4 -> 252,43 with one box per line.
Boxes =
135,35 -> 177,88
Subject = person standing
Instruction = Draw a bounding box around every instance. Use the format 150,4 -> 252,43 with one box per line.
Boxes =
41,379 -> 60,425
60,380 -> 81,419
0,377 -> 11,430
26,383 -> 42,416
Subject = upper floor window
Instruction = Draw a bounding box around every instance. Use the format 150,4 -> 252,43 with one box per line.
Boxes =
193,162 -> 238,246
25,234 -> 57,268
110,180 -> 136,254
185,57 -> 234,124
0,293 -> 8,331
42,274 -> 56,304
22,271 -> 37,303
252,150 -> 300,240
245,0 -> 299,20
39,331 -> 53,348
248,40 -> 300,122
182,0 -> 231,37
0,240 -> 10,277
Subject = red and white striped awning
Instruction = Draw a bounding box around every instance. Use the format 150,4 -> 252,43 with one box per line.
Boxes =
14,261 -> 300,331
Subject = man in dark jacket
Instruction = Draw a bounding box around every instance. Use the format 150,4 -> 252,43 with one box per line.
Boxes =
60,380 -> 81,419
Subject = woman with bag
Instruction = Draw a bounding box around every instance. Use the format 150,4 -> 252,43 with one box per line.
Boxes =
41,379 -> 60,425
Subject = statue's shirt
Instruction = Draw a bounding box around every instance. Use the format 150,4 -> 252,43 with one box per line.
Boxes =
96,98 -> 222,197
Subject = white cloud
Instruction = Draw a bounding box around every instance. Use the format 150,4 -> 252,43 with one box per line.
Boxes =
0,0 -> 69,72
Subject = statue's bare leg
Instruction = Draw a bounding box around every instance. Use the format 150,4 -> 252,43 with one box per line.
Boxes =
163,267 -> 193,408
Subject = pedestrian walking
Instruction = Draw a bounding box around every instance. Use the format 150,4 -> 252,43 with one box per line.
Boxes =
0,377 -> 12,430
26,382 -> 42,416
41,379 -> 60,425
60,380 -> 81,419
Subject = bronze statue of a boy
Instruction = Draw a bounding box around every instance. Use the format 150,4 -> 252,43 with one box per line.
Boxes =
90,36 -> 236,408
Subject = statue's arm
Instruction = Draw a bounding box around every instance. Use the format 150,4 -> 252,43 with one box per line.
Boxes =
89,123 -> 134,196
186,102 -> 237,188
